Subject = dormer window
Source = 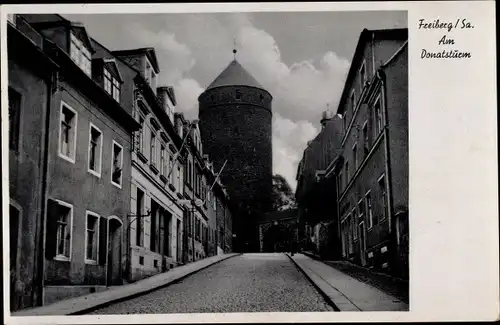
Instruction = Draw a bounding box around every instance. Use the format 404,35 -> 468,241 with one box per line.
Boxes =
70,33 -> 91,76
103,68 -> 121,102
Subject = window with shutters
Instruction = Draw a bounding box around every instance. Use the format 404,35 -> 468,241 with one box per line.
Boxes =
45,199 -> 73,261
111,141 -> 123,188
59,102 -> 78,163
85,211 -> 100,264
8,87 -> 21,152
88,123 -> 103,177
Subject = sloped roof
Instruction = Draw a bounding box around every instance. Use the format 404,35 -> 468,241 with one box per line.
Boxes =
206,59 -> 264,90
112,47 -> 160,73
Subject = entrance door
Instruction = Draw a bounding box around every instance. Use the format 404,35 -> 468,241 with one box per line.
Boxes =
359,222 -> 366,266
107,218 -> 123,285
176,219 -> 182,263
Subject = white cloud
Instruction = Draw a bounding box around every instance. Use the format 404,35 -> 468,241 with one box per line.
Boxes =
128,15 -> 349,190
174,78 -> 205,120
273,114 -> 319,190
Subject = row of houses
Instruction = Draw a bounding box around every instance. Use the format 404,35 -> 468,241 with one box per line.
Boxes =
7,14 -> 234,311
295,28 -> 409,279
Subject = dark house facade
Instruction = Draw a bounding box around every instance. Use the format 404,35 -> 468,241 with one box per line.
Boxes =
12,14 -> 140,306
295,111 -> 344,260
7,17 -> 59,311
329,28 -> 408,278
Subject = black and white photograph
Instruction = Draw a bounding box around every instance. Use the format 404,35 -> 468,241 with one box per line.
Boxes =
1,1 -> 497,323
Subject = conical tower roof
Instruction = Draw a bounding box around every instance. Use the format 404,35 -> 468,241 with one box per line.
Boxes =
206,59 -> 264,90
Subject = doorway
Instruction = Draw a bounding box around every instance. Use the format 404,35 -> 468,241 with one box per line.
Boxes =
107,217 -> 123,285
176,219 -> 182,263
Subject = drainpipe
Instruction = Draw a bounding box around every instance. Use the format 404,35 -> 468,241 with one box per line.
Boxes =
377,69 -> 396,273
35,66 -> 57,307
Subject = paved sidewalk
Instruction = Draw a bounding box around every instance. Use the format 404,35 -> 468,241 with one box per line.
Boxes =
287,253 -> 409,312
12,253 -> 240,316
302,250 -> 409,303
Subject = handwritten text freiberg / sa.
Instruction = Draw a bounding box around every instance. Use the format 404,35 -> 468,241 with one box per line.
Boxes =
418,18 -> 474,32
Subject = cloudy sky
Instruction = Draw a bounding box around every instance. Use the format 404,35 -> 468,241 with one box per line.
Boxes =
66,11 -> 407,190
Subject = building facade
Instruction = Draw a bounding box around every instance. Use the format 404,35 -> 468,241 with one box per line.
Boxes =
7,14 -> 237,311
330,28 -> 408,278
198,59 -> 273,252
13,14 -> 141,305
295,112 -> 344,260
109,48 -> 188,282
7,17 -> 59,310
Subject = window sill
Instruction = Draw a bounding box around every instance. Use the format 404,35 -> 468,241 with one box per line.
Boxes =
160,175 -> 167,183
88,169 -> 101,178
111,180 -> 122,189
85,259 -> 98,265
137,151 -> 148,164
54,255 -> 70,262
149,164 -> 159,175
59,152 -> 75,164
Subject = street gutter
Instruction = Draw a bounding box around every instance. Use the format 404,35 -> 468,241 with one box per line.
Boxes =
285,253 -> 341,312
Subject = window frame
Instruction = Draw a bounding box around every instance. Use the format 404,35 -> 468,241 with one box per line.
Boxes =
111,140 -> 124,189
359,60 -> 367,91
362,120 -> 369,157
374,95 -> 383,137
84,210 -> 100,265
365,190 -> 373,229
53,199 -> 73,262
88,122 -> 103,177
70,33 -> 91,76
58,101 -> 78,164
378,174 -> 388,220
104,68 -> 112,94
352,142 -> 358,171
160,143 -> 167,176
352,208 -> 358,240
150,129 -> 157,167
112,78 -> 120,102
8,87 -> 22,152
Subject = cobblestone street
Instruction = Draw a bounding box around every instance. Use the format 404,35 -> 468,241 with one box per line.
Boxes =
89,254 -> 334,314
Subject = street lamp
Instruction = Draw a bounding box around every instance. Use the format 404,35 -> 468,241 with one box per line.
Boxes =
166,119 -> 199,182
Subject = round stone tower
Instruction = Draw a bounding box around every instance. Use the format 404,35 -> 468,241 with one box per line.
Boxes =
198,59 -> 273,253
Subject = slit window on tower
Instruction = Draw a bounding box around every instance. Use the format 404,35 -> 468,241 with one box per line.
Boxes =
235,89 -> 242,100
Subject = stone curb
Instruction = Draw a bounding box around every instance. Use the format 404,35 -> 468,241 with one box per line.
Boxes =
12,253 -> 241,316
286,253 -> 361,312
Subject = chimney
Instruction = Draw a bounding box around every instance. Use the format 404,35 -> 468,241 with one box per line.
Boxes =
320,109 -> 334,129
